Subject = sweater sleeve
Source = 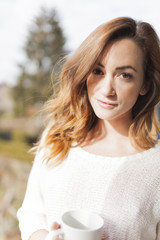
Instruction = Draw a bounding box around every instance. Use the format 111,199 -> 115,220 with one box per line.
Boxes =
156,223 -> 160,240
17,149 -> 48,240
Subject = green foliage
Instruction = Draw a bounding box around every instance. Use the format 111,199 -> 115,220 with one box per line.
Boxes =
13,7 -> 67,115
0,130 -> 34,162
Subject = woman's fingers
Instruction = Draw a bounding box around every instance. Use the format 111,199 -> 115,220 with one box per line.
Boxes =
55,236 -> 60,240
51,222 -> 61,230
49,222 -> 62,240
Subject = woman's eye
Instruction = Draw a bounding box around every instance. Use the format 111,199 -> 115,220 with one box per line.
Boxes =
92,68 -> 104,75
120,72 -> 133,79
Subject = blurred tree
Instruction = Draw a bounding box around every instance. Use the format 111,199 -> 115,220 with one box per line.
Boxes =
13,7 -> 67,115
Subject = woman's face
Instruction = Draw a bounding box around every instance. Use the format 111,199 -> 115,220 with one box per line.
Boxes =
87,38 -> 146,124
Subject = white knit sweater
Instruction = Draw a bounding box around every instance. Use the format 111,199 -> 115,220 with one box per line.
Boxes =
17,142 -> 160,240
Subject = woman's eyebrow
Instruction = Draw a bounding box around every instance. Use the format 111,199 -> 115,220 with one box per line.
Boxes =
97,63 -> 137,72
115,65 -> 137,72
98,62 -> 105,68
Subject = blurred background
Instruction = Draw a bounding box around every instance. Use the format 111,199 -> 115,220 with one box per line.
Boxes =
0,0 -> 160,239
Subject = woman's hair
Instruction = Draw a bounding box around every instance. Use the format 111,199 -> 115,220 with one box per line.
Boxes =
38,16 -> 160,165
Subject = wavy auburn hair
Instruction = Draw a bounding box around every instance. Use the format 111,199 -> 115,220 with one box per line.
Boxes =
39,17 -> 160,165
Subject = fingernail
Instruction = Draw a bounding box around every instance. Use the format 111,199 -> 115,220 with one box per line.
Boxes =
51,222 -> 60,230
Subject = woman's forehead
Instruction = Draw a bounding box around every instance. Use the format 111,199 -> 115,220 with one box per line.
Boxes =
100,38 -> 144,70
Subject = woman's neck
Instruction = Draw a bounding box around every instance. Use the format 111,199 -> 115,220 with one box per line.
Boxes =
82,118 -> 142,157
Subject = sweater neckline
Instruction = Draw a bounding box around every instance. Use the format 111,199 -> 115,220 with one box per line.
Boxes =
75,141 -> 160,161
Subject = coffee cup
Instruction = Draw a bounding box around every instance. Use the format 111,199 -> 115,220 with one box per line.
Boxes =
46,209 -> 104,240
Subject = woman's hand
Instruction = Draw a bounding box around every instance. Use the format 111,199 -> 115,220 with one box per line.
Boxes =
51,222 -> 62,240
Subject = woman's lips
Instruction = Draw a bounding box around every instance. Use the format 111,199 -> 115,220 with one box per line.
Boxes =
97,99 -> 118,108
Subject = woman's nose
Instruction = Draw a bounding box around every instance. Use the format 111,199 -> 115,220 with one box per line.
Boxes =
101,74 -> 116,97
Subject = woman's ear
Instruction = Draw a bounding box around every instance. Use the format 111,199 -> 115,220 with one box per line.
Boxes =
139,83 -> 149,96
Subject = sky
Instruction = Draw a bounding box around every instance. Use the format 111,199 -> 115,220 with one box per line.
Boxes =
0,0 -> 160,86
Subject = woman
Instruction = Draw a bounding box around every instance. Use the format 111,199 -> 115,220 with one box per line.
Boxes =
17,17 -> 160,240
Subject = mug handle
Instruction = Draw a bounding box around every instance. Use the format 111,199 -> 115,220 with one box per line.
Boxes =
45,229 -> 64,240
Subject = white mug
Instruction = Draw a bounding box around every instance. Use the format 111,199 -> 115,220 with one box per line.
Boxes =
46,209 -> 104,240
